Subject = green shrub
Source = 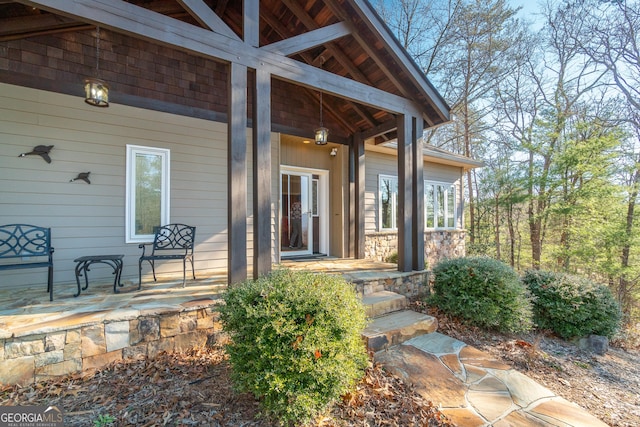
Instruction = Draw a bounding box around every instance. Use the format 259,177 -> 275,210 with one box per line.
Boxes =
219,268 -> 368,425
430,257 -> 534,333
386,251 -> 398,264
523,270 -> 622,339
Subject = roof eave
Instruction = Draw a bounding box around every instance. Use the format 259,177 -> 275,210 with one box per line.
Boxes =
349,0 -> 451,124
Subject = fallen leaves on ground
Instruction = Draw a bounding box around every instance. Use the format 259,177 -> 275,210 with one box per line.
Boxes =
0,344 -> 453,427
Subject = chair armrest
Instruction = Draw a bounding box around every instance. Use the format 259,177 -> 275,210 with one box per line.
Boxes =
139,243 -> 150,257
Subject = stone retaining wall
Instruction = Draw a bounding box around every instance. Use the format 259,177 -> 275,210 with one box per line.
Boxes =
1,269 -> 431,386
0,307 -> 222,386
365,230 -> 466,268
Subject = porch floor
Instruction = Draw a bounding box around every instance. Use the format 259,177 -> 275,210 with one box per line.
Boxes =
0,258 -> 399,339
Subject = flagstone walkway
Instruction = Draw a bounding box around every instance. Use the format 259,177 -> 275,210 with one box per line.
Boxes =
376,332 -> 609,427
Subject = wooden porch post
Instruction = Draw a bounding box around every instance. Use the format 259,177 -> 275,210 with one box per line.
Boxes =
252,69 -> 272,278
397,114 -> 413,272
412,118 -> 425,271
351,132 -> 365,259
228,62 -> 248,285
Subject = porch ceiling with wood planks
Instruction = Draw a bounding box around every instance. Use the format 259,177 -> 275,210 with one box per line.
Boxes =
0,0 -> 450,143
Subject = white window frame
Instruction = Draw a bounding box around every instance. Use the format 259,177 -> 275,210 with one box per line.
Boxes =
425,181 -> 457,230
125,145 -> 171,243
379,174 -> 398,230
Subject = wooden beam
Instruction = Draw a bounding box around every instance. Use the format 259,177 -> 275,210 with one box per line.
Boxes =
228,62 -> 248,285
252,68 -> 272,278
261,21 -> 351,56
278,0 -> 381,130
243,0 -> 259,47
397,114 -> 412,272
412,117 -> 425,271
353,133 -> 365,259
361,120 -> 397,141
17,0 -> 422,117
0,13 -> 80,38
260,9 -> 378,131
339,0 -> 450,124
176,0 -> 239,40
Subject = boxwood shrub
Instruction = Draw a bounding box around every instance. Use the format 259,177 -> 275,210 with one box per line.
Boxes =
523,270 -> 621,339
430,257 -> 534,333
219,268 -> 368,425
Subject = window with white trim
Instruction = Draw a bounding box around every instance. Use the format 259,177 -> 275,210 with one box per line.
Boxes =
379,175 -> 398,230
425,181 -> 456,229
126,145 -> 170,243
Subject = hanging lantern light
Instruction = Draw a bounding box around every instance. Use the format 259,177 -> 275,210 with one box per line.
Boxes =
314,91 -> 328,145
84,27 -> 109,107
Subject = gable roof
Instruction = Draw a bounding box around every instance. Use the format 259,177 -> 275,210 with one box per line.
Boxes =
0,0 -> 450,143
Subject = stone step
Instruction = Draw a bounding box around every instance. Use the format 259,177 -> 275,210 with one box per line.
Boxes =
362,291 -> 407,318
362,310 -> 438,352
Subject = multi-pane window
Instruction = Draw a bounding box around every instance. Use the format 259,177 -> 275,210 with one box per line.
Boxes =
425,182 -> 456,229
379,176 -> 457,231
379,175 -> 398,230
126,145 -> 170,243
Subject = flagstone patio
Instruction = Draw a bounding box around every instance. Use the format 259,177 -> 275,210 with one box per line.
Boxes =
0,258 -> 428,386
0,258 -> 418,338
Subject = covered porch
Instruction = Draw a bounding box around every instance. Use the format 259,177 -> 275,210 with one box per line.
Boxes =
0,258 -> 429,386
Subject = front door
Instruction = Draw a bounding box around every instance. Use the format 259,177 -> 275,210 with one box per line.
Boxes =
281,171 -> 313,256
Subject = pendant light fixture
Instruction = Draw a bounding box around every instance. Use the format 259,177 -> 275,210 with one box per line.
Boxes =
314,91 -> 329,145
84,26 -> 109,107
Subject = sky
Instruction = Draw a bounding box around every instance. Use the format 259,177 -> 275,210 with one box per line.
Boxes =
510,0 -> 544,29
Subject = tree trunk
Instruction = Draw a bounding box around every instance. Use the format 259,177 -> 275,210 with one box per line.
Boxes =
495,194 -> 501,260
507,202 -> 516,267
558,216 -> 570,270
527,150 -> 542,269
465,111 -> 475,244
619,163 -> 640,318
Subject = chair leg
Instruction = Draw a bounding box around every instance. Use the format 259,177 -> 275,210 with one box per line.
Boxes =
48,265 -> 53,301
182,258 -> 186,288
191,257 -> 196,280
138,260 -> 142,290
151,260 -> 157,282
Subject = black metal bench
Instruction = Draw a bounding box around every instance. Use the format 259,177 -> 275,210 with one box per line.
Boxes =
0,224 -> 54,301
138,223 -> 196,289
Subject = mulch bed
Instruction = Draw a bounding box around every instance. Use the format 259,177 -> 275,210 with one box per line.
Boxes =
1,344 -> 454,426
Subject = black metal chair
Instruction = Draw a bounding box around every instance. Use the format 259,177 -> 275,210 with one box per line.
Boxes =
138,223 -> 196,288
0,224 -> 54,301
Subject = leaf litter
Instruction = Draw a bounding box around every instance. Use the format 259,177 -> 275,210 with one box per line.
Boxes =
0,343 -> 453,426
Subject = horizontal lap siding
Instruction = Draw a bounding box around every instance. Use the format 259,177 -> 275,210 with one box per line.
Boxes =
0,83 -> 232,290
364,151 -> 397,234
